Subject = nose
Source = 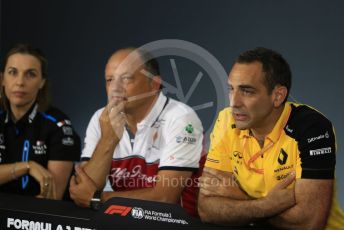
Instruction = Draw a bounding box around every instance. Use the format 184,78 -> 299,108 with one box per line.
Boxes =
229,89 -> 241,108
15,73 -> 25,86
109,76 -> 124,91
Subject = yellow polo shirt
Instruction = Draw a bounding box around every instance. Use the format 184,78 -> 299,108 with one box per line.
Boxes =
205,102 -> 344,229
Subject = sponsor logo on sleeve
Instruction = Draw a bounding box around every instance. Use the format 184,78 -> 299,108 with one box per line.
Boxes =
62,137 -> 74,146
233,151 -> 243,159
310,147 -> 332,156
62,126 -> 73,136
307,131 -> 329,143
234,166 -> 239,175
175,135 -> 197,144
57,119 -> 72,127
230,151 -> 243,165
206,157 -> 220,164
185,124 -> 194,134
175,123 -> 198,145
285,125 -> 293,133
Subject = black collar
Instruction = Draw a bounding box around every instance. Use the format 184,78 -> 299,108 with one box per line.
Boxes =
5,103 -> 39,125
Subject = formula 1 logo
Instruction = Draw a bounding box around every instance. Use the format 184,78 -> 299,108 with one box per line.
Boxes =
104,205 -> 132,216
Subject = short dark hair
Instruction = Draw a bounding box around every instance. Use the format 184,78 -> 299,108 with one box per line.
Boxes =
0,43 -> 51,112
137,48 -> 160,77
236,47 -> 292,103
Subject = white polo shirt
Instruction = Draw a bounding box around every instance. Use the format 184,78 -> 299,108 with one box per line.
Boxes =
81,92 -> 204,216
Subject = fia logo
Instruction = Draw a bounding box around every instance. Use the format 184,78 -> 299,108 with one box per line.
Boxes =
131,207 -> 144,219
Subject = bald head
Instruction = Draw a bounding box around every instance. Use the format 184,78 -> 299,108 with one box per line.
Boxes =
106,48 -> 160,79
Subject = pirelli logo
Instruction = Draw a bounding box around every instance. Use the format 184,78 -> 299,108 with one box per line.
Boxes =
104,205 -> 132,216
310,147 -> 332,156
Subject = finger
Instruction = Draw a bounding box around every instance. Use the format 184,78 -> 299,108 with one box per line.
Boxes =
45,177 -> 55,199
198,178 -> 219,191
109,112 -> 126,125
70,175 -> 77,187
199,183 -> 218,193
202,167 -> 218,175
74,165 -> 93,184
38,175 -> 47,195
203,167 -> 232,182
41,175 -> 52,198
108,100 -> 125,114
200,175 -> 221,186
100,107 -> 109,119
198,176 -> 210,186
108,97 -> 123,107
108,92 -> 127,106
202,168 -> 224,182
109,116 -> 126,138
51,179 -> 57,200
199,187 -> 217,196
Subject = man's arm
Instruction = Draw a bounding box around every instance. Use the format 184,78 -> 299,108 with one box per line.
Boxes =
70,166 -> 192,207
80,103 -> 124,189
80,137 -> 117,189
268,179 -> 333,230
103,170 -> 192,203
198,167 -> 296,226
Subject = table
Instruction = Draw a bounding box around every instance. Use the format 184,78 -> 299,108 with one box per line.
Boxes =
0,193 -> 273,230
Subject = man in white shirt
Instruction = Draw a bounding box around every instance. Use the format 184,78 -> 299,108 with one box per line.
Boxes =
69,48 -> 204,216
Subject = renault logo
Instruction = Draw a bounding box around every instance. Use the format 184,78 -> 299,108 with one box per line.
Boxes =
278,149 -> 288,165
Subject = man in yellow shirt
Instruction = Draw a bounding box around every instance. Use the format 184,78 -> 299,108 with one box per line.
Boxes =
198,47 -> 344,229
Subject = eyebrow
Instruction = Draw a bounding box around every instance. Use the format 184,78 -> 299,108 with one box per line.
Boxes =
26,69 -> 39,72
238,85 -> 255,90
227,83 -> 256,90
7,67 -> 39,72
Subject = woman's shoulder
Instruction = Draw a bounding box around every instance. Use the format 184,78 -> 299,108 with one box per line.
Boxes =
38,106 -> 73,126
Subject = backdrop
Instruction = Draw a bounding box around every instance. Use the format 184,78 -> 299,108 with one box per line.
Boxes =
1,0 -> 343,208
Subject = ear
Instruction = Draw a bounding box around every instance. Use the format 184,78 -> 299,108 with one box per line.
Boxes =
40,78 -> 46,89
150,75 -> 161,91
272,85 -> 288,107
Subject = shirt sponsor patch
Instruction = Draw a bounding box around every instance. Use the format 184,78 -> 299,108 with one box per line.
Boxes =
185,124 -> 194,134
285,125 -> 293,133
62,126 -> 73,135
176,135 -> 197,144
62,137 -> 74,146
57,119 -> 72,127
309,147 -> 332,156
32,140 -> 47,155
307,131 -> 329,143
206,157 -> 219,164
